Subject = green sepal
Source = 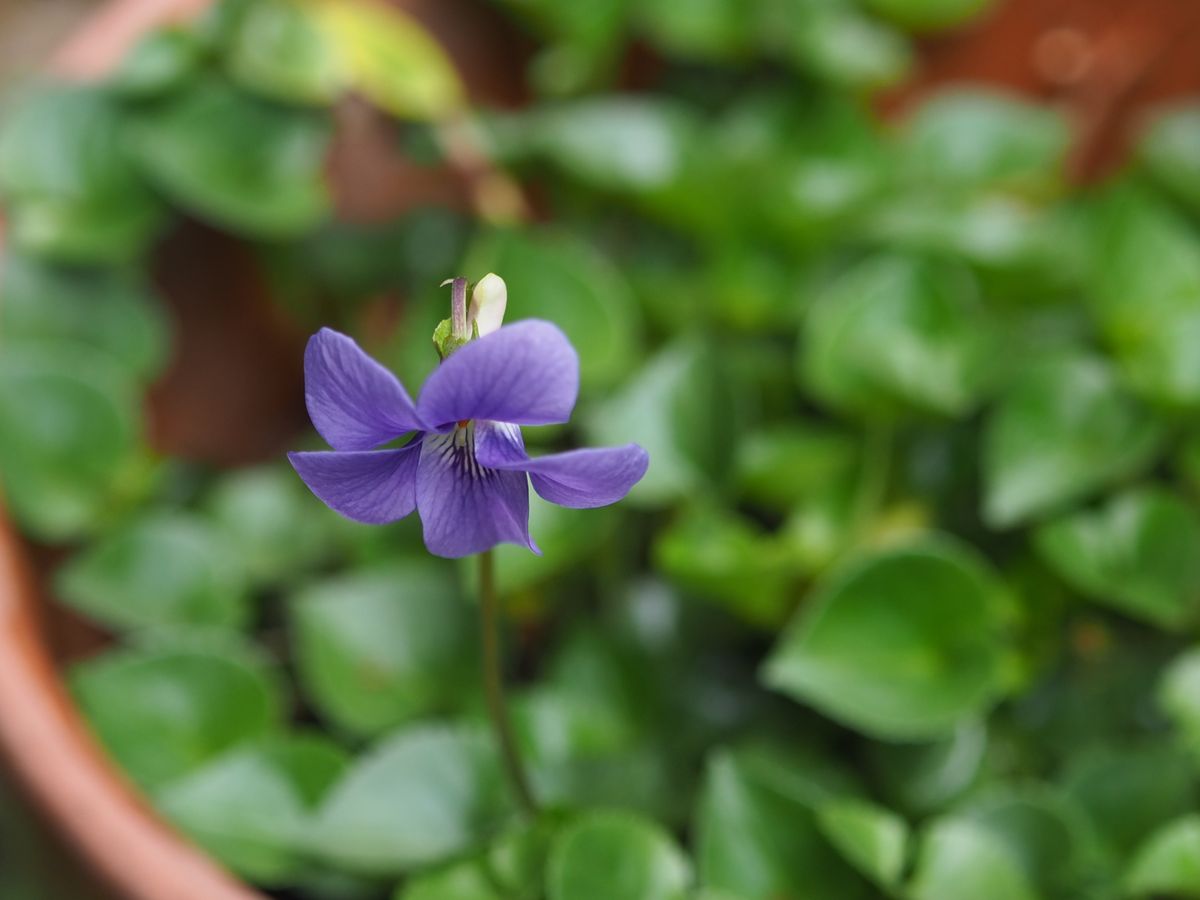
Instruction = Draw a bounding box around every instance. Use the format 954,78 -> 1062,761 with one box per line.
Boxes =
432,315 -> 479,360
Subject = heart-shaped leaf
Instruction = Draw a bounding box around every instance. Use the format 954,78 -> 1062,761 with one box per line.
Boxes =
1138,104 -> 1200,213
908,817 -> 1035,900
982,354 -> 1165,528
130,78 -> 330,238
290,562 -> 475,738
1159,647 -> 1200,754
0,84 -> 163,263
547,810 -> 690,900
71,647 -> 282,791
801,255 -> 995,417
763,537 -> 1011,740
898,88 -> 1068,191
309,724 -> 508,876
0,344 -> 140,540
587,338 -> 737,507
225,0 -> 346,105
312,0 -> 463,120
695,744 -> 871,900
57,511 -> 249,633
204,464 -> 340,587
1034,487 -> 1200,631
0,254 -> 168,381
1085,185 -> 1200,408
815,799 -> 908,890
1125,815 -> 1200,897
156,734 -> 348,885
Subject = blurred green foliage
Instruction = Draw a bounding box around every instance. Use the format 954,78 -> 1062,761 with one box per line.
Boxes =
2,0 -> 1200,898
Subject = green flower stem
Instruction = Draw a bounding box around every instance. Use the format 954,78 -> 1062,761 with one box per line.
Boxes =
478,549 -> 538,816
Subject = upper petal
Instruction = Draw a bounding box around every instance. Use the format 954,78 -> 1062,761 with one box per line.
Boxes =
305,327 -> 423,450
475,422 -> 649,509
415,428 -> 538,558
289,442 -> 421,524
417,320 -> 580,431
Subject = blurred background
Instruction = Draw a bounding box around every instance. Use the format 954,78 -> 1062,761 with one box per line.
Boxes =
3,1 -> 1200,899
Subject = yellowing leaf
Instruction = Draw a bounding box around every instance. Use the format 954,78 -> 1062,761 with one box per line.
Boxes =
312,0 -> 464,120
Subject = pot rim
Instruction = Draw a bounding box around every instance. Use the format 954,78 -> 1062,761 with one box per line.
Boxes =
0,512 -> 266,900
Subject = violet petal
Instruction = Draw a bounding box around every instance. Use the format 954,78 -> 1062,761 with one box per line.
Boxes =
476,422 -> 649,508
415,428 -> 539,558
305,328 -> 423,450
288,443 -> 421,524
417,320 -> 579,431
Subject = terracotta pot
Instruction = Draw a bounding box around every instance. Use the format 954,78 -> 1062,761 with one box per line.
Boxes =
878,0 -> 1200,181
3,1 -> 1199,899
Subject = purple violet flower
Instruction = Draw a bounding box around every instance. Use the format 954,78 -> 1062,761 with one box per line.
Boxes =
288,317 -> 649,558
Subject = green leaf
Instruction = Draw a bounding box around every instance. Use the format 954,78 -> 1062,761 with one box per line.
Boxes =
695,744 -> 871,900
0,343 -> 140,541
1034,486 -> 1200,631
587,338 -> 737,507
636,0 -> 750,61
56,511 -> 249,633
504,97 -> 700,193
204,464 -> 338,587
1062,744 -> 1196,859
312,0 -> 464,120
801,255 -> 995,417
1138,103 -> 1200,212
1159,647 -> 1200,753
463,229 -> 643,391
762,537 -> 1011,740
982,354 -> 1166,528
397,863 -> 503,900
1125,815 -> 1200,897
547,810 -> 690,900
899,89 -> 1068,191
865,0 -> 994,32
653,506 -> 795,627
782,3 -> 911,89
864,191 -> 1072,276
735,423 -> 857,511
0,254 -> 168,381
955,788 -> 1088,898
310,724 -> 509,875
398,815 -> 557,900
866,722 -> 987,815
290,562 -> 475,738
0,84 -> 163,263
113,28 -> 202,99
1086,185 -> 1200,408
908,817 -> 1035,900
156,734 -> 348,885
71,647 -> 282,791
814,799 -> 908,890
225,0 -> 346,105
488,815 -> 561,898
130,78 -> 330,238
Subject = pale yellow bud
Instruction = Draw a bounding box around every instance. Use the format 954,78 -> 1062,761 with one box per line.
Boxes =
469,273 -> 508,337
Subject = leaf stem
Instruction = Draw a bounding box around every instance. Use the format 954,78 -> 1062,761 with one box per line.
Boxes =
477,549 -> 538,816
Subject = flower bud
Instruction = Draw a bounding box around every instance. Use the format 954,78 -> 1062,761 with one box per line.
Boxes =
469,273 -> 507,337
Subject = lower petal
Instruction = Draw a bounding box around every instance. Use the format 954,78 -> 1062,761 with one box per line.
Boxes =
416,429 -> 538,558
475,422 -> 649,509
289,442 -> 421,524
